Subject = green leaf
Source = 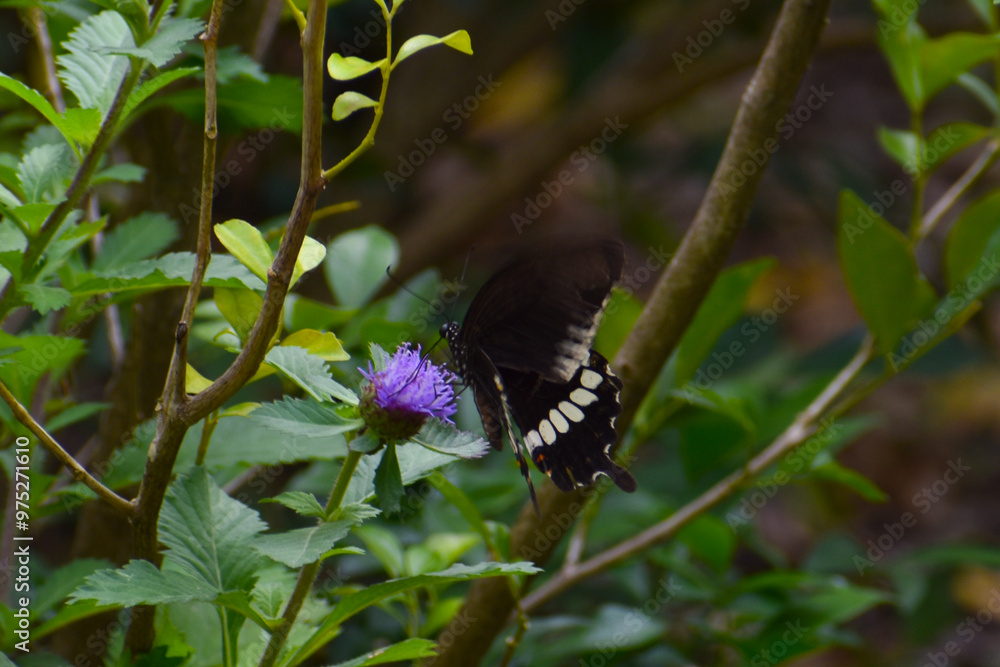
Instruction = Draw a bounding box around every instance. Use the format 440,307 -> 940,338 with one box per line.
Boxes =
70,559 -> 213,606
800,584 -> 892,625
811,461 -> 888,502
280,329 -> 350,361
920,32 -> 1000,103
958,72 -> 1000,116
354,525 -> 404,578
915,122 -> 991,174
92,212 -> 178,273
265,491 -> 326,519
291,234 -> 326,286
75,252 -> 265,295
263,346 -> 359,404
214,287 -> 263,344
674,257 -> 775,388
59,107 -> 102,146
392,30 -> 472,69
406,419 -> 490,460
159,76 -> 304,134
33,559 -> 111,616
19,284 -> 72,314
0,73 -> 64,137
877,21 -> 926,110
944,190 -> 1000,289
92,162 -> 147,185
249,397 -> 364,438
677,515 -> 735,572
17,142 -> 76,204
97,17 -> 202,67
332,91 -> 379,121
326,54 -> 385,80
877,127 -> 918,171
214,218 -> 273,283
375,442 -> 404,514
158,466 -> 268,592
289,562 -> 540,666
253,521 -> 353,568
427,473 -> 493,548
122,66 -> 201,120
56,11 -> 132,115
837,189 -> 935,352
326,638 -> 438,667
46,401 -> 111,432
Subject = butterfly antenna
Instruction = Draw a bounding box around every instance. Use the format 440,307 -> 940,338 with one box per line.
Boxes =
385,265 -> 434,307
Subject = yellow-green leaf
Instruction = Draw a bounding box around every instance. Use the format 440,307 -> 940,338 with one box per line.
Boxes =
214,219 -> 273,283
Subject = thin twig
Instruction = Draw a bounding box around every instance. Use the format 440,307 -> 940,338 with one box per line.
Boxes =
919,139 -> 1000,240
0,380 -> 133,515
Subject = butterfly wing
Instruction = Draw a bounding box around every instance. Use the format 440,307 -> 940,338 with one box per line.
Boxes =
458,240 -> 624,383
501,350 -> 635,492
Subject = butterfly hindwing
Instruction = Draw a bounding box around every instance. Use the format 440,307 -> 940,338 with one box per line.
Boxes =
502,350 -> 634,492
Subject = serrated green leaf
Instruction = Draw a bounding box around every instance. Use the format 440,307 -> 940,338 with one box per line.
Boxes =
944,190 -> 1000,289
406,418 -> 489,460
332,91 -> 378,121
266,491 -> 326,518
0,73 -> 64,137
92,212 -> 178,273
250,396 -> 364,438
326,54 -> 385,80
122,66 -> 201,120
253,521 -> 353,568
17,142 -> 76,204
75,252 -> 265,295
56,11 -> 132,115
70,559 -> 213,606
392,30 -> 472,69
335,501 -> 381,524
96,17 -> 202,67
33,559 -> 111,615
324,226 -> 399,308
326,638 -> 438,667
214,218 -> 273,283
264,346 -> 359,404
837,189 -> 935,352
19,283 -> 72,314
158,466 -> 268,592
289,562 -> 539,666
59,107 -> 102,146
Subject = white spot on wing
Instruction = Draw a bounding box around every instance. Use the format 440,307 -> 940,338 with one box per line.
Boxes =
570,388 -> 598,406
525,430 -> 543,452
539,420 -> 557,444
580,369 -> 602,389
559,400 -> 584,422
549,409 -> 569,433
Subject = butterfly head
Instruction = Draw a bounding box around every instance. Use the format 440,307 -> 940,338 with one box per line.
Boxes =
440,321 -> 467,379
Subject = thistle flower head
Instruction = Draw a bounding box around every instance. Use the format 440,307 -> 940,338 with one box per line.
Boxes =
359,343 -> 458,443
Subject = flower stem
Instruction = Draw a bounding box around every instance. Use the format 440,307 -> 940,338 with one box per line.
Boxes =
257,449 -> 363,667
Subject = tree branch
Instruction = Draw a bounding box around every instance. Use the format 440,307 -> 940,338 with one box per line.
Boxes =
426,1 -> 834,664
0,380 -> 133,516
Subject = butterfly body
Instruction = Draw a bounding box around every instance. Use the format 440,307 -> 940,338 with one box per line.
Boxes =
442,240 -> 637,504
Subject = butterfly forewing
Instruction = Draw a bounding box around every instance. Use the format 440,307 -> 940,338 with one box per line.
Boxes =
443,240 -> 636,500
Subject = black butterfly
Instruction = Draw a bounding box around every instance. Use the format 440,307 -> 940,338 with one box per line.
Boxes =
441,240 -> 637,508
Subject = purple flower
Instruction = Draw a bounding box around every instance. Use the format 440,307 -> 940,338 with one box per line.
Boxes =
359,343 -> 458,443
